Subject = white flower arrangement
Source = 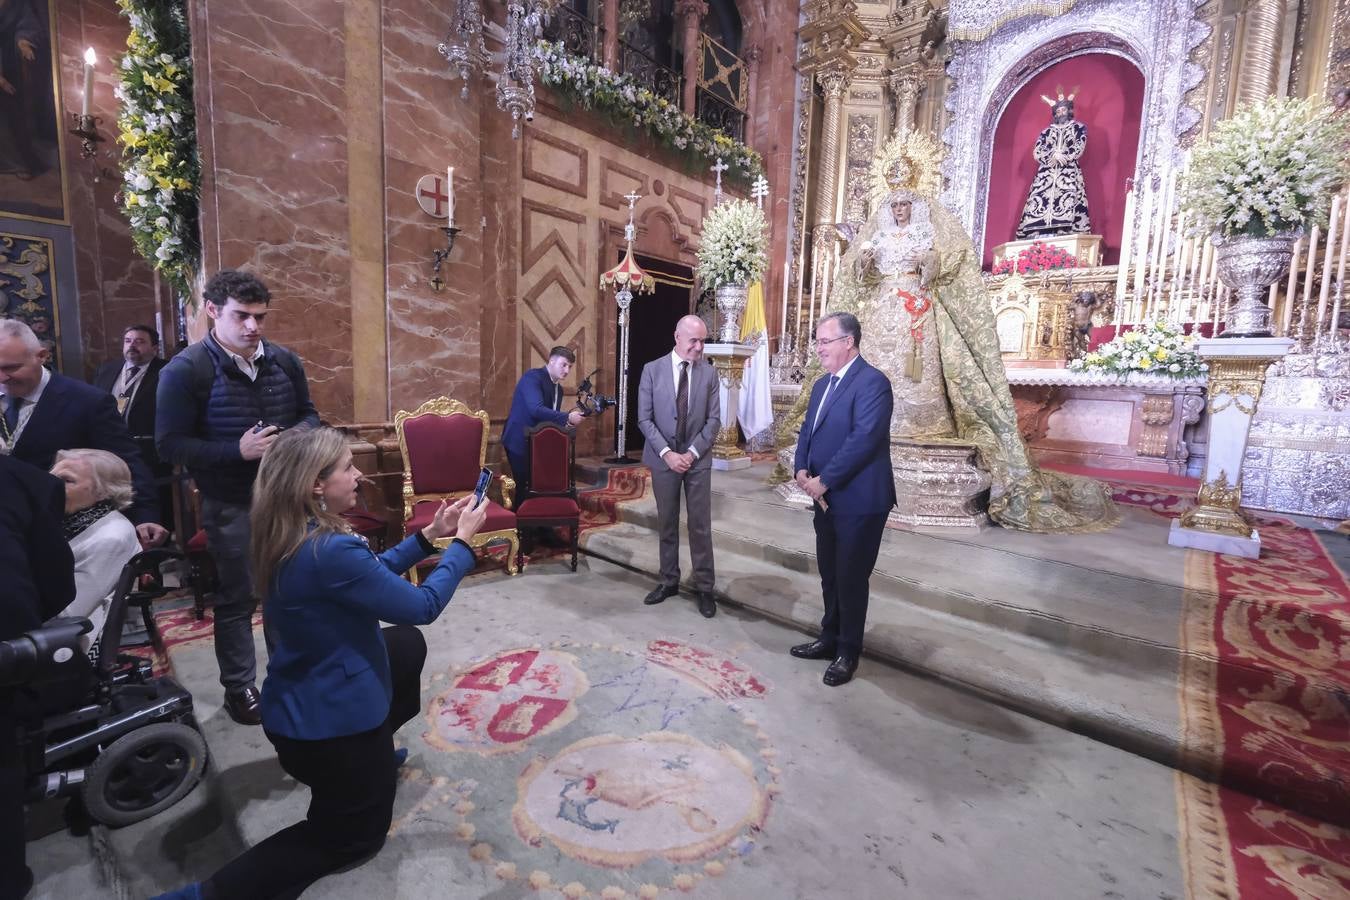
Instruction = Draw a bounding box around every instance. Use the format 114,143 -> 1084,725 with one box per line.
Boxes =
532,41 -> 763,183
1068,319 -> 1207,380
1181,96 -> 1350,239
116,0 -> 199,299
695,199 -> 768,289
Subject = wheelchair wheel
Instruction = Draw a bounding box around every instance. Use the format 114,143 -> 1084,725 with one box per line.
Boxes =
83,721 -> 208,827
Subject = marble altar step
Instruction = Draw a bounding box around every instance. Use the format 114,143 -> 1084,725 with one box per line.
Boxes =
577,461 -> 1348,825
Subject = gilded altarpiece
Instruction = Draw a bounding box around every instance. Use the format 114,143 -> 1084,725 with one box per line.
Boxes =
0,232 -> 61,369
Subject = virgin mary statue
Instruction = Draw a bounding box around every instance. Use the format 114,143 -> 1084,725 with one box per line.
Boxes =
783,134 -> 1116,533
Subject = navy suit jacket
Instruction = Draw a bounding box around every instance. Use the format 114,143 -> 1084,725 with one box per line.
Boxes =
261,531 -> 476,741
501,367 -> 570,459
10,372 -> 159,526
0,455 -> 74,642
794,357 -> 897,516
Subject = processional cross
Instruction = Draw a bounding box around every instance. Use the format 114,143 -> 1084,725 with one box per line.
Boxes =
751,175 -> 770,209
623,190 -> 641,241
711,157 -> 728,201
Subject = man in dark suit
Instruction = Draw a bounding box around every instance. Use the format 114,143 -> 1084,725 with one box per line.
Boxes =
0,320 -> 167,549
93,324 -> 171,524
501,346 -> 584,507
0,455 -> 75,900
792,312 -> 896,686
637,315 -> 721,618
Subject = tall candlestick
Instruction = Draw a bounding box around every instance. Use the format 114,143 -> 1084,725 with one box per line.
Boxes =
820,256 -> 833,315
1148,169 -> 1175,319
446,166 -> 455,225
1132,183 -> 1154,324
1317,194 -> 1342,339
1337,190 -> 1350,288
1299,225 -> 1321,339
807,247 -> 820,335
1280,238 -> 1303,337
81,48 -> 96,120
1114,187 -> 1136,320
780,259 -> 790,338
795,249 -> 806,343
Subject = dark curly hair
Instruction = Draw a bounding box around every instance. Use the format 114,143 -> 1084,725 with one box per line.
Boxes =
203,269 -> 272,307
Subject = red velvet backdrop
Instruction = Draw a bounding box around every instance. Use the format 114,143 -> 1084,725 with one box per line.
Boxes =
982,53 -> 1146,269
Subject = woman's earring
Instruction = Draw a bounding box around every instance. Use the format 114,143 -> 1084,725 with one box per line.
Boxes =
318,495 -> 328,513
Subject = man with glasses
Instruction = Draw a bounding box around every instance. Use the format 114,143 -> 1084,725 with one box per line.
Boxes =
791,312 -> 895,686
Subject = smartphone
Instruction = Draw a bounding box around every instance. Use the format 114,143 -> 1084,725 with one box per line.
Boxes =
472,466 -> 492,508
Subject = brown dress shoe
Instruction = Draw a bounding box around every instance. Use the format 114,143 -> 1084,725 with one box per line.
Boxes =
224,686 -> 262,725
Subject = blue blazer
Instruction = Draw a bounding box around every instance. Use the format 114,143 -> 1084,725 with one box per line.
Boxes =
260,531 -> 476,740
11,372 -> 159,526
793,357 -> 897,516
501,367 -> 570,459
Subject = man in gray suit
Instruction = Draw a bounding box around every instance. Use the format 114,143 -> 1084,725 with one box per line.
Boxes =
637,315 -> 721,618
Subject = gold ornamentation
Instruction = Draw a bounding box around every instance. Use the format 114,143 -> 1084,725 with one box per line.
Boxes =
1179,469 -> 1254,537
1205,356 -> 1277,416
869,130 -> 944,202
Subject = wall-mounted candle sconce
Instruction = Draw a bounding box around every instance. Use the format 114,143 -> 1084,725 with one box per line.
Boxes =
429,225 -> 462,292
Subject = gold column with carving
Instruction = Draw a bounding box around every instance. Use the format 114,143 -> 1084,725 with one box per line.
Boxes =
709,353 -> 748,464
675,0 -> 707,117
815,65 -> 851,229
1233,0 -> 1289,109
888,67 -> 922,139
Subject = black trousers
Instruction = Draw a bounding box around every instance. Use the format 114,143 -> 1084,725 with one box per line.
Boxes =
813,507 -> 888,657
0,706 -> 29,900
506,449 -> 530,510
202,625 -> 427,900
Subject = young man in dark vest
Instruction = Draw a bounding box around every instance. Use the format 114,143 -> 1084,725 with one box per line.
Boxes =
156,270 -> 320,725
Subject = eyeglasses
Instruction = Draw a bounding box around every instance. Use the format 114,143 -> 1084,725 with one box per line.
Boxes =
814,335 -> 851,347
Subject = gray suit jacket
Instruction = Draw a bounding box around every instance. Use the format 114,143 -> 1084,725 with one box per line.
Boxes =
637,354 -> 721,472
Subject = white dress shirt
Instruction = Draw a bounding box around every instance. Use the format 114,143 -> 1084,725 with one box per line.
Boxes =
113,361 -> 148,412
0,366 -> 51,454
813,354 -> 858,431
225,340 -> 266,382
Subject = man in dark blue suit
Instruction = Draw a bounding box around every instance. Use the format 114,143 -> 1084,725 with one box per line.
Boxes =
0,320 -> 166,548
792,312 -> 896,686
501,346 -> 584,507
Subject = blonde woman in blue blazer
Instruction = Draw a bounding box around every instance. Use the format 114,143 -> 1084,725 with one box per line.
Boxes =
156,426 -> 487,900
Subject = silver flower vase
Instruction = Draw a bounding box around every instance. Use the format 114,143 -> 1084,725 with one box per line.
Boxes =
715,282 -> 749,343
1213,231 -> 1301,337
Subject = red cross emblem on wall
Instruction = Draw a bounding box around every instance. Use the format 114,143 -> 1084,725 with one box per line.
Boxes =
415,173 -> 450,218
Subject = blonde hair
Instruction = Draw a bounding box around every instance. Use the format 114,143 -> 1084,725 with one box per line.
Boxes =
53,449 -> 134,510
249,426 -> 352,594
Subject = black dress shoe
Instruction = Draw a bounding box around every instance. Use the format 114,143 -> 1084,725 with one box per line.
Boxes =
790,639 -> 837,660
697,591 -> 717,618
823,655 -> 859,687
644,583 -> 680,605
224,685 -> 263,725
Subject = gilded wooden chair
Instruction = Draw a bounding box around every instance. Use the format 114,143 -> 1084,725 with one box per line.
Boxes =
393,397 -> 519,579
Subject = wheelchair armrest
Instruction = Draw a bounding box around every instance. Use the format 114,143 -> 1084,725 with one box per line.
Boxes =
0,617 -> 92,686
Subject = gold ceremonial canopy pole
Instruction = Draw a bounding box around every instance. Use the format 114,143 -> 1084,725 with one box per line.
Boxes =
600,191 -> 656,463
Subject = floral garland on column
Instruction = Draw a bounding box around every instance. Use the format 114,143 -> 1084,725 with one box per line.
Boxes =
532,41 -> 763,183
114,0 -> 200,299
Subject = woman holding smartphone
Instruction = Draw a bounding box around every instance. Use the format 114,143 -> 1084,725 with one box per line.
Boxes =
155,426 -> 488,900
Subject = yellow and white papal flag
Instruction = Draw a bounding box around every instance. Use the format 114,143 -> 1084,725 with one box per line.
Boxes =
737,281 -> 774,438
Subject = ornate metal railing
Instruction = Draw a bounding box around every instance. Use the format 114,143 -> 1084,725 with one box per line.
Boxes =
696,90 -> 745,142
618,40 -> 682,106
542,3 -> 603,63
695,32 -> 747,141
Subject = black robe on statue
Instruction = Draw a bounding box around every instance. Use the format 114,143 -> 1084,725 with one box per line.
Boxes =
1014,120 -> 1090,239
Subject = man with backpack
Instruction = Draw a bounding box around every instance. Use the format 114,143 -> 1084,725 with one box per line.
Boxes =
156,270 -> 320,726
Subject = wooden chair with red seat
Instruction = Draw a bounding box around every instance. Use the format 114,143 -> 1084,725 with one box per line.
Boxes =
393,397 -> 519,581
515,423 -> 581,571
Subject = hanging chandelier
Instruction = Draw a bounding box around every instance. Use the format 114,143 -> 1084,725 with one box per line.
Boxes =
437,0 -> 556,139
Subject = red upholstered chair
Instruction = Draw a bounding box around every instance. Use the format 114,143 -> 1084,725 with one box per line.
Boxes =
394,397 -> 519,580
515,423 -> 581,572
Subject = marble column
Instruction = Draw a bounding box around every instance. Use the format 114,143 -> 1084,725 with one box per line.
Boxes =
1233,0 -> 1289,108
814,65 -> 851,232
1167,337 -> 1294,559
675,0 -> 707,116
601,0 -> 619,70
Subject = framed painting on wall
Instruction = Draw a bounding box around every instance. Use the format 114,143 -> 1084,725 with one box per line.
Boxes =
0,0 -> 69,223
0,230 -> 62,369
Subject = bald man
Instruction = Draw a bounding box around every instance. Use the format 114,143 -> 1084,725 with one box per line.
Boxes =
636,315 -> 721,618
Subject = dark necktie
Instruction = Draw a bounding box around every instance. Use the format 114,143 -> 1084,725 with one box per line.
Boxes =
126,365 -> 141,381
813,375 -> 840,432
3,397 -> 22,436
675,361 -> 690,449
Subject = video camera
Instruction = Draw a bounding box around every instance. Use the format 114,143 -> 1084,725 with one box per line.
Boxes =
575,368 -> 618,417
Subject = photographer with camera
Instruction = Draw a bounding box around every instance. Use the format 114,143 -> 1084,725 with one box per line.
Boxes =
156,270 -> 320,727
501,347 -> 585,516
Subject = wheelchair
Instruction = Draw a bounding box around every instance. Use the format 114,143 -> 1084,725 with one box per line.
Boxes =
1,549 -> 208,827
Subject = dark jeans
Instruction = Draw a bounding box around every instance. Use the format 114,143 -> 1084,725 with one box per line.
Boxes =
200,497 -> 260,693
813,507 -> 888,656
202,626 -> 427,900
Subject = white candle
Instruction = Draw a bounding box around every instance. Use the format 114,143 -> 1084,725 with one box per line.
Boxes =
1300,225 -> 1321,338
1114,187 -> 1136,313
446,166 -> 455,225
1317,194 -> 1341,337
1332,193 -> 1350,342
780,259 -> 790,338
1281,238 -> 1302,336
81,48 -> 96,119
795,248 -> 806,341
807,247 -> 820,335
1148,169 -> 1176,319
1132,183 -> 1154,323
820,255 -> 833,314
